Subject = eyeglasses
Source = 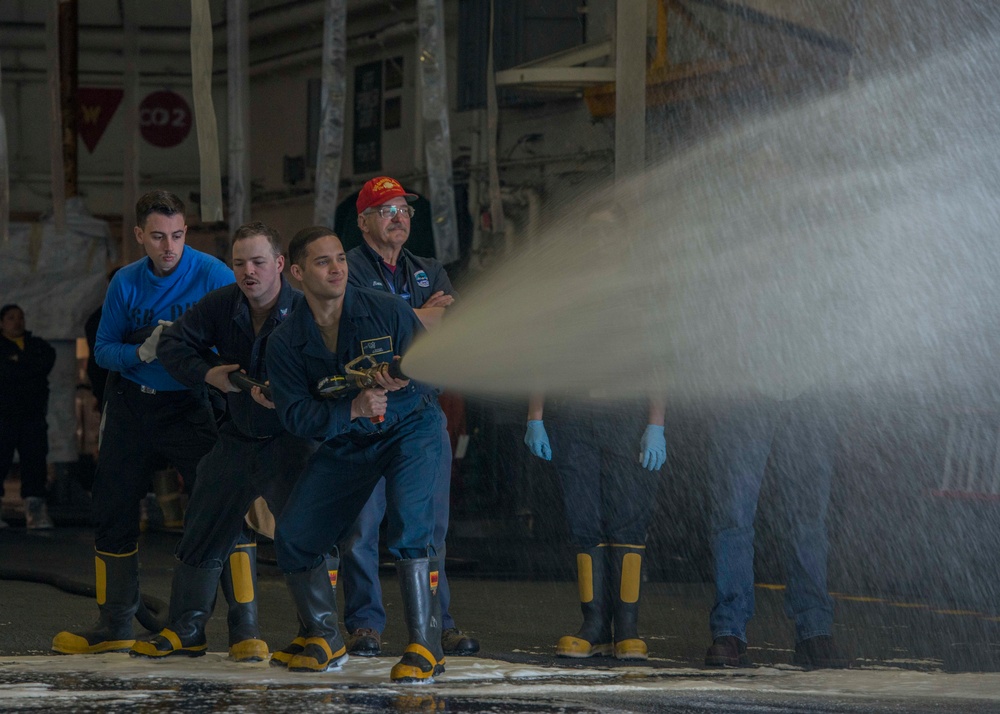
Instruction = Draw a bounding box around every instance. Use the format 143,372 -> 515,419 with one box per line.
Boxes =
368,205 -> 415,219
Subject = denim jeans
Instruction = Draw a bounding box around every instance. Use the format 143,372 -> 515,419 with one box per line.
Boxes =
339,410 -> 455,632
708,395 -> 837,643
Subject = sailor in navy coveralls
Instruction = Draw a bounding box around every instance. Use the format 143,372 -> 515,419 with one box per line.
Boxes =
266,227 -> 446,681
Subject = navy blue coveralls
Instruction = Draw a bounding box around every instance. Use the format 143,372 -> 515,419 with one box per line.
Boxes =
157,277 -> 313,567
267,286 -> 443,573
340,242 -> 457,632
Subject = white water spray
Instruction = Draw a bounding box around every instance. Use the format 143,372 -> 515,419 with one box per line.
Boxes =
405,34 -> 1000,405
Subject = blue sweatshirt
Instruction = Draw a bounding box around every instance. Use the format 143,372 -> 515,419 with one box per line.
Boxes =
95,246 -> 235,391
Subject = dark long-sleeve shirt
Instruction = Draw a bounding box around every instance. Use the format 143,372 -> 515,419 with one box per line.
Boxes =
347,242 -> 456,307
0,330 -> 56,420
158,277 -> 302,438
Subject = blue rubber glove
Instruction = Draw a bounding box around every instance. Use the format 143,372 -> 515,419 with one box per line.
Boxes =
640,424 -> 666,471
524,420 -> 552,461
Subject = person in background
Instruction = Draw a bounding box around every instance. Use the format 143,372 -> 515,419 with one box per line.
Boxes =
52,189 -> 234,655
0,303 -> 57,530
339,176 -> 478,658
525,396 -> 666,660
703,394 -> 849,669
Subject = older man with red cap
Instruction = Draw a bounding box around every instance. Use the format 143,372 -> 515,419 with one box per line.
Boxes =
337,176 -> 479,658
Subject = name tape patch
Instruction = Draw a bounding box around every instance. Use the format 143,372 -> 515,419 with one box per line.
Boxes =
361,336 -> 393,356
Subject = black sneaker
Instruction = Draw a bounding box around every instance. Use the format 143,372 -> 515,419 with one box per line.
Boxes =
441,627 -> 480,656
347,628 -> 381,657
705,636 -> 753,667
793,635 -> 849,669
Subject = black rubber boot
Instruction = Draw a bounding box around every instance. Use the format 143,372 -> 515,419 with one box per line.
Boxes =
130,561 -> 220,658
610,544 -> 648,660
556,545 -> 613,658
391,557 -> 446,682
271,552 -> 338,668
221,543 -> 268,662
284,558 -> 348,673
52,549 -> 142,654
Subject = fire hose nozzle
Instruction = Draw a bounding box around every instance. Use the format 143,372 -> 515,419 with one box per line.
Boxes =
317,356 -> 410,423
194,348 -> 272,400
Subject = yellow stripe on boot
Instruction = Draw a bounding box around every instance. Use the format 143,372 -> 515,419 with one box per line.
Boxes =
390,643 -> 446,682
556,635 -> 614,658
130,628 -> 207,658
288,637 -> 348,672
269,636 -> 307,668
610,545 -> 647,660
228,547 -> 255,604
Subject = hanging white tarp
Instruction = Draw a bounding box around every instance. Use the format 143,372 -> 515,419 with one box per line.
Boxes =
46,0 -> 66,235
190,0 -> 224,223
417,0 -> 459,264
313,0 -> 346,228
0,200 -> 108,337
227,0 -> 250,232
0,200 -> 110,462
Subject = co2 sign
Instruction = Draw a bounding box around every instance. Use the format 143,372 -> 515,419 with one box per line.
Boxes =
139,90 -> 192,148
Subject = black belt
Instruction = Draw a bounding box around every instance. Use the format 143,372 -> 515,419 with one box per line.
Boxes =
121,379 -> 187,399
247,432 -> 277,441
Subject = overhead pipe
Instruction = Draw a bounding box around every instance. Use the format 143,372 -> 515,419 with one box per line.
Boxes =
0,22 -> 199,52
250,19 -> 417,77
0,0 -> 383,53
2,18 -> 419,83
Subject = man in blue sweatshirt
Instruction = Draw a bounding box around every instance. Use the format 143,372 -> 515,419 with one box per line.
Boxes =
52,190 -> 234,655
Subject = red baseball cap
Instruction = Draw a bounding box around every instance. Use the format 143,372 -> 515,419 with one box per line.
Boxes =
356,176 -> 417,214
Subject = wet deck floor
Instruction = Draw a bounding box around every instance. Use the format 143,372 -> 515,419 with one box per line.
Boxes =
3,527 -> 1000,712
